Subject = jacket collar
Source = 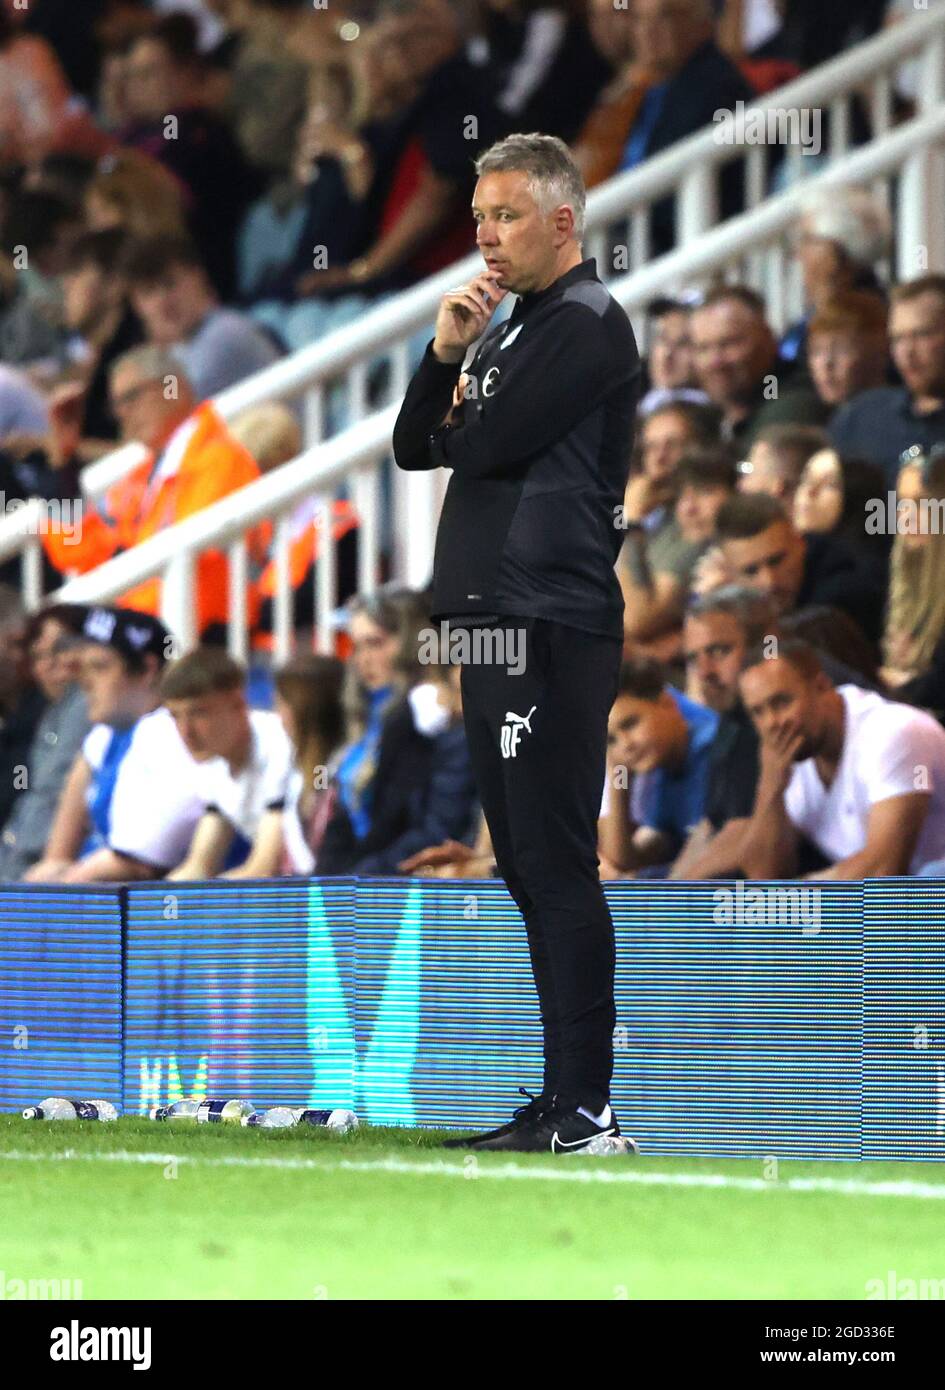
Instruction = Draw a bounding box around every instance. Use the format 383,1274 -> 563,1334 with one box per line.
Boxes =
509,257 -> 599,322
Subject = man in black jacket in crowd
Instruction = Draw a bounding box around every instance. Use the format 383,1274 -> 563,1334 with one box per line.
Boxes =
393,133 -> 641,1154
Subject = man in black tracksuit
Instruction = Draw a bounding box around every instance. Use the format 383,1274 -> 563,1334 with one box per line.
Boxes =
392,134 -> 641,1154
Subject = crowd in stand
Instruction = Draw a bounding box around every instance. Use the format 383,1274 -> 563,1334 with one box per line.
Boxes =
3,0 -> 945,884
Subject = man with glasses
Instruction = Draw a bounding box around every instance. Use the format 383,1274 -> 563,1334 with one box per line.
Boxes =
831,275 -> 945,484
41,345 -> 261,635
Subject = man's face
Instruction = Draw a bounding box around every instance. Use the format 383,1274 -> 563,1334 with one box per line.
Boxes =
132,264 -> 208,345
629,0 -> 709,79
640,409 -> 694,484
648,310 -> 694,391
80,645 -> 144,725
739,658 -> 825,761
166,687 -> 248,762
676,483 -> 730,542
29,619 -> 77,702
473,170 -> 572,296
890,292 -> 945,400
683,611 -> 747,713
808,328 -> 886,406
721,519 -> 805,615
607,691 -> 680,774
690,301 -> 776,408
109,365 -> 182,449
124,39 -> 179,122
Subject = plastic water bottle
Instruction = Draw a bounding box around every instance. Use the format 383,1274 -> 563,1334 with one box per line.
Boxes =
196,1098 -> 255,1124
22,1097 -> 77,1121
76,1100 -> 119,1122
149,1100 -> 201,1121
241,1106 -> 358,1132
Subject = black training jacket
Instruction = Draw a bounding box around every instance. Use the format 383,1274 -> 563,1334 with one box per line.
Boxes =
392,258 -> 641,639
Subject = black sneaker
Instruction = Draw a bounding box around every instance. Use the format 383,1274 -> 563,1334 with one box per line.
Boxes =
469,1100 -> 639,1155
442,1088 -> 548,1149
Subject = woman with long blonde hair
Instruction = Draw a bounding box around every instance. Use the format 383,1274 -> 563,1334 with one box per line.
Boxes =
881,447 -> 945,718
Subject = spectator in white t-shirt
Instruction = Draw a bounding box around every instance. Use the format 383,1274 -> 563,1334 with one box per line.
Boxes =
162,647 -> 294,880
736,640 -> 945,879
24,605 -> 203,882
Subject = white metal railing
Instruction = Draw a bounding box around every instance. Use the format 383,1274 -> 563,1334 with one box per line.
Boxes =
33,103 -> 945,663
1,4 -> 943,650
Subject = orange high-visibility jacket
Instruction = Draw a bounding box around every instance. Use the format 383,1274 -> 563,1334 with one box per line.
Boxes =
44,403 -> 262,632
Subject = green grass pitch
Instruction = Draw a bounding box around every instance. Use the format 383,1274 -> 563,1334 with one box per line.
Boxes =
1,1115 -> 943,1299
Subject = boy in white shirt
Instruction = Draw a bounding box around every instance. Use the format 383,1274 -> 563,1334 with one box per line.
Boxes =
162,647 -> 294,880
737,639 -> 945,879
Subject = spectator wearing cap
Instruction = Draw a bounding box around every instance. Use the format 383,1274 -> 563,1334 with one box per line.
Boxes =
689,286 -> 830,451
703,491 -> 887,644
0,605 -> 90,881
830,276 -> 945,485
879,445 -> 945,719
737,423 -> 829,514
737,641 -> 945,878
123,235 -> 281,401
42,346 -> 262,635
162,648 -> 295,881
24,607 -> 204,883
806,290 -> 890,412
598,657 -> 719,878
638,298 -> 711,416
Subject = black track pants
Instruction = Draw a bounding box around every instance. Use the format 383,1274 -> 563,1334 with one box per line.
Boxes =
457,616 -> 622,1113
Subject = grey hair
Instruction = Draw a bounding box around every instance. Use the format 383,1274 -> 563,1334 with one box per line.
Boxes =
800,185 -> 892,268
474,132 -> 586,241
110,344 -> 192,392
687,584 -> 777,646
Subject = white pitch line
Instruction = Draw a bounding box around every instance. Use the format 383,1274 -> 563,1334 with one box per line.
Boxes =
0,1148 -> 944,1199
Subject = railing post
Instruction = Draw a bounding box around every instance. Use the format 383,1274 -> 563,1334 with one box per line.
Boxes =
161,550 -> 197,656
677,160 -> 718,246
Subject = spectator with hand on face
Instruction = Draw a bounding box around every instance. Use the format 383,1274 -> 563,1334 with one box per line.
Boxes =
737,640 -> 945,879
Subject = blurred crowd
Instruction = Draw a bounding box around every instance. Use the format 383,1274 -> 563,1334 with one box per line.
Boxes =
3,0 -> 945,884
